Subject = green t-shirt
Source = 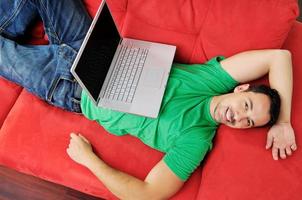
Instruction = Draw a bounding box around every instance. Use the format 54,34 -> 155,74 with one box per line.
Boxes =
80,56 -> 238,181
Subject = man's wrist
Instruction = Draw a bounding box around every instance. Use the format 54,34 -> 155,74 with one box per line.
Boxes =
85,153 -> 105,171
276,108 -> 291,125
276,120 -> 291,125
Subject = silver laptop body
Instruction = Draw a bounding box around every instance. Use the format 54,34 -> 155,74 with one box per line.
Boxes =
71,0 -> 176,118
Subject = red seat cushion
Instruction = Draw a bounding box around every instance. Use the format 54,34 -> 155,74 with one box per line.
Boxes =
0,89 -> 202,199
0,78 -> 22,128
196,21 -> 302,200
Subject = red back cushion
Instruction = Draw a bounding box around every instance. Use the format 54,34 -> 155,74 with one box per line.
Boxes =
106,0 -> 299,63
29,0 -> 299,63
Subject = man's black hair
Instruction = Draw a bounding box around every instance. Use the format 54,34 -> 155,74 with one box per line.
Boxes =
247,84 -> 281,126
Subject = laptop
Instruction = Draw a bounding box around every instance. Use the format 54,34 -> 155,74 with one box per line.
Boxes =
71,0 -> 176,118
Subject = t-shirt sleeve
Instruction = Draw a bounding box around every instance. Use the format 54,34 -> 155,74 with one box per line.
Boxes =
199,56 -> 239,94
173,56 -> 238,96
163,131 -> 211,181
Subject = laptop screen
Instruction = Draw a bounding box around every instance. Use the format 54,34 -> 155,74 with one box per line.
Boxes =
74,3 -> 120,102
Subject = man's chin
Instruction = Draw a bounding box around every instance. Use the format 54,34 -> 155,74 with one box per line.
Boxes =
224,124 -> 251,129
222,122 -> 237,129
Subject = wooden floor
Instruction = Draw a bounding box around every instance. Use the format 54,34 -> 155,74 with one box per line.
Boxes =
299,0 -> 302,22
0,165 -> 103,200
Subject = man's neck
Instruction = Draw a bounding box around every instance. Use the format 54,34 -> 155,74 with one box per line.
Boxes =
210,94 -> 227,123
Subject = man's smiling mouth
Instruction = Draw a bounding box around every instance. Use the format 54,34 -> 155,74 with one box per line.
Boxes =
225,107 -> 233,123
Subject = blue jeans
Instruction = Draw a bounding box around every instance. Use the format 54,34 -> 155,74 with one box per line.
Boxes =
0,0 -> 92,113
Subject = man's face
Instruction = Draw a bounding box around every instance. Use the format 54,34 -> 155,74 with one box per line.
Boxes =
212,85 -> 271,129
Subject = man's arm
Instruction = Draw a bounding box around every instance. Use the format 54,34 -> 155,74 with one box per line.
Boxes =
67,133 -> 184,200
220,49 -> 297,159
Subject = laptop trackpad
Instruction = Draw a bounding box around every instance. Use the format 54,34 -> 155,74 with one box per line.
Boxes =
141,68 -> 165,89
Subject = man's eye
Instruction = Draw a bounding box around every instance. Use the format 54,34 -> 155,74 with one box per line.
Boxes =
245,102 -> 248,110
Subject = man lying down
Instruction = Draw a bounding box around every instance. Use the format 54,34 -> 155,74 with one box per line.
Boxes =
0,0 -> 297,199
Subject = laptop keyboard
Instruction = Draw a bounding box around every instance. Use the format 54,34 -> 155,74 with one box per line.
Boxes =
104,45 -> 149,103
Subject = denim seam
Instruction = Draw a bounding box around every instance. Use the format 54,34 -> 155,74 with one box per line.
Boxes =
71,98 -> 80,104
72,100 -> 81,113
47,76 -> 60,101
47,76 -> 76,102
58,50 -> 71,63
61,43 -> 78,55
38,0 -> 61,44
58,44 -> 77,63
0,0 -> 27,34
58,50 -> 73,63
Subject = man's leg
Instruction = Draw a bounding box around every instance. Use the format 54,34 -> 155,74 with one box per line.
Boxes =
0,0 -> 38,39
0,0 -> 92,112
0,0 -> 91,50
29,0 -> 92,51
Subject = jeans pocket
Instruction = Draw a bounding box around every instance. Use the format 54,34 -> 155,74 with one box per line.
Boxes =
47,75 -> 76,110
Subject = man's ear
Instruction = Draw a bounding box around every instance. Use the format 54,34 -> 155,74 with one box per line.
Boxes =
234,84 -> 250,93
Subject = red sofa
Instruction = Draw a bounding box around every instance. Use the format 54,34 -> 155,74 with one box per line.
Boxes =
0,0 -> 301,199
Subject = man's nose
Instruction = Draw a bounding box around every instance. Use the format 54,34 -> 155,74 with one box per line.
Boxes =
234,111 -> 247,122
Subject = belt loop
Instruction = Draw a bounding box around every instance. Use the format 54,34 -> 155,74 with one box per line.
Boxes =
74,82 -> 82,100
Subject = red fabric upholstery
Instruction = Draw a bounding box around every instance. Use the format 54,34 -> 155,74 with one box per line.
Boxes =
0,0 -> 300,199
196,21 -> 302,200
0,78 -> 22,128
108,0 -> 299,63
28,0 -> 300,63
0,89 -> 201,199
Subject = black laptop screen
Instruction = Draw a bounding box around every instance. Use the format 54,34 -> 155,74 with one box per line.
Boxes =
75,3 -> 120,101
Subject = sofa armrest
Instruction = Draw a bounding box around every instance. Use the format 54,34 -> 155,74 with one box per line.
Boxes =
196,21 -> 302,200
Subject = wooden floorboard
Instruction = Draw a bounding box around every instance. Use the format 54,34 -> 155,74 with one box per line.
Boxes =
299,0 -> 302,22
0,165 -> 104,200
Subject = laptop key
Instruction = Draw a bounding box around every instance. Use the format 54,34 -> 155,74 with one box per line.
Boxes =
104,45 -> 149,103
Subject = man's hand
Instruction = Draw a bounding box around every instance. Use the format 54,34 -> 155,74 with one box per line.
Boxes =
66,133 -> 183,200
66,133 -> 96,167
266,122 -> 297,160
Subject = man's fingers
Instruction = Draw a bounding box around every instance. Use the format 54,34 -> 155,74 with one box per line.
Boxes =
70,133 -> 77,139
291,143 -> 297,151
279,148 -> 287,159
66,148 -> 76,161
70,133 -> 89,143
70,132 -> 84,142
285,146 -> 292,156
266,134 -> 273,149
272,147 -> 279,160
79,134 -> 90,144
66,148 -> 71,157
